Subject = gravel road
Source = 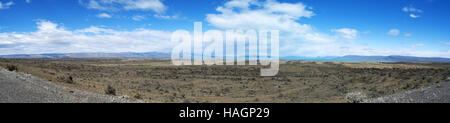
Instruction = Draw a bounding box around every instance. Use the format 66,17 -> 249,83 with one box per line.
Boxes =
365,81 -> 450,103
0,68 -> 141,103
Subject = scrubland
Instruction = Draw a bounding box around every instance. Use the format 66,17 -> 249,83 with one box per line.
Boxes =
1,58 -> 448,103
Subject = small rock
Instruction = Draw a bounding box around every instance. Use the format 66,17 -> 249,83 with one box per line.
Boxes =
345,91 -> 367,103
119,95 -> 129,99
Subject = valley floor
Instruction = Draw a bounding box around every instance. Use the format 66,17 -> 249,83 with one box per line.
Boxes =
1,58 -> 449,103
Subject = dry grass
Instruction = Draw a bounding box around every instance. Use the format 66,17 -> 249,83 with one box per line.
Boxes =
0,58 -> 448,103
342,62 -> 437,69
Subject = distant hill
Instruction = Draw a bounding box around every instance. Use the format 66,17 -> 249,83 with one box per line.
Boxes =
335,55 -> 450,62
0,52 -> 170,59
1,53 -> 449,62
282,55 -> 450,62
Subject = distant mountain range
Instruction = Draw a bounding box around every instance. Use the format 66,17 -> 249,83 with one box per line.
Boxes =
282,55 -> 450,62
1,53 -> 449,62
336,55 -> 450,62
0,52 -> 170,59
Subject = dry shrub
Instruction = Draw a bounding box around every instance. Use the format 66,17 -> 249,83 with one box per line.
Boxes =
105,85 -> 116,95
57,75 -> 74,84
133,93 -> 141,99
6,64 -> 18,71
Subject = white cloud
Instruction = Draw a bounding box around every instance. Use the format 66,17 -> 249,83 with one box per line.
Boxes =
441,41 -> 450,45
132,15 -> 145,21
362,30 -> 371,34
25,0 -> 31,4
294,43 -> 450,58
223,0 -> 259,9
207,0 -> 342,58
207,0 -> 315,30
404,33 -> 412,37
283,42 -> 450,58
75,26 -> 117,34
402,6 -> 423,18
203,0 -> 450,58
82,0 -> 167,13
332,28 -> 358,40
97,13 -> 112,18
387,29 -> 400,36
0,1 -> 14,9
206,0 -> 333,57
409,14 -> 420,18
0,20 -> 173,55
153,14 -> 178,20
402,6 -> 423,13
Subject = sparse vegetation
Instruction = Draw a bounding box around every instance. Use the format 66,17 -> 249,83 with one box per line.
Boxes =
0,58 -> 448,102
105,85 -> 116,95
57,75 -> 74,84
5,64 -> 18,71
133,93 -> 141,99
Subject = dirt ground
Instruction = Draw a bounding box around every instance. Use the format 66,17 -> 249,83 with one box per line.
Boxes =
0,68 -> 140,103
1,58 -> 449,103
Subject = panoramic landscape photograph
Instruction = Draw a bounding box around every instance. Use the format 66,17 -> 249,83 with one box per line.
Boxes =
0,0 -> 449,105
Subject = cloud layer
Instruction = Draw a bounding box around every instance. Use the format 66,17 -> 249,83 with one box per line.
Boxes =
402,6 -> 423,18
0,20 -> 173,55
0,1 -> 13,9
81,0 -> 167,13
206,0 -> 336,56
97,13 -> 112,18
332,28 -> 358,40
387,29 -> 400,36
203,0 -> 448,57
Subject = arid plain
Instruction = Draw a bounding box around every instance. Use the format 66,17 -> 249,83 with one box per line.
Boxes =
1,58 -> 449,103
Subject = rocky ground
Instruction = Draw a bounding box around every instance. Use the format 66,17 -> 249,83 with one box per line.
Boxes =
1,67 -> 449,103
365,80 -> 450,103
0,68 -> 141,103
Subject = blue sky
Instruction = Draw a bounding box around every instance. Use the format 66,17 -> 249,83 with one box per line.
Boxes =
0,0 -> 449,57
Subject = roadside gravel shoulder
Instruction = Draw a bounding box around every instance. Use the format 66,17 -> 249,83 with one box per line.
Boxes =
365,81 -> 450,103
0,68 -> 143,103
